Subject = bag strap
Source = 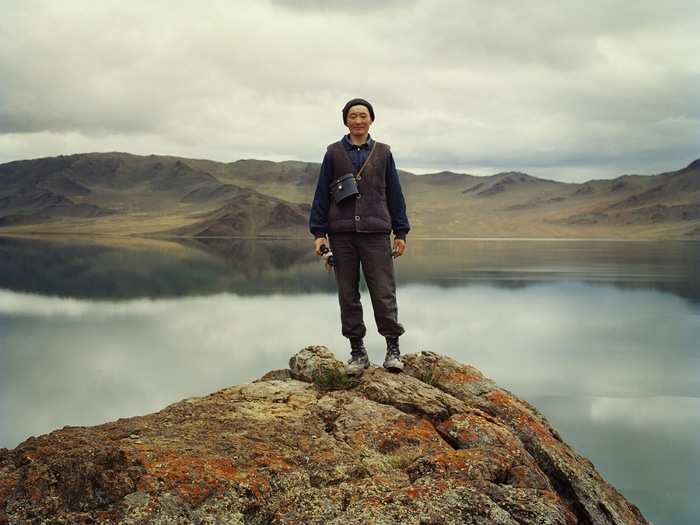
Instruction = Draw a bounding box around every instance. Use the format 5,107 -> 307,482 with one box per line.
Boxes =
355,142 -> 378,179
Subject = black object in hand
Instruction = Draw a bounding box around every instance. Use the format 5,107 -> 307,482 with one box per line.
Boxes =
319,244 -> 335,267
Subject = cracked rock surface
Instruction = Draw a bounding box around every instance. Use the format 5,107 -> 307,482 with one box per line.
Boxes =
0,346 -> 650,524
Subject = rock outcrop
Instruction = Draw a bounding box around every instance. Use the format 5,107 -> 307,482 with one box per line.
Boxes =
0,347 -> 650,524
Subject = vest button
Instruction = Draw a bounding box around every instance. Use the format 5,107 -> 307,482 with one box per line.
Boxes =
355,215 -> 360,221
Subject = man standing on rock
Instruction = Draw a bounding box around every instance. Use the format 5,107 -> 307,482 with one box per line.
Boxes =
309,98 -> 410,375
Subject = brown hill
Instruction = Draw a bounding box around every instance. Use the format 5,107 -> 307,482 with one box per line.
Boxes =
0,347 -> 650,524
469,172 -> 563,198
544,160 -> 700,231
171,190 -> 309,237
0,152 -> 309,233
0,186 -> 115,226
0,152 -> 698,239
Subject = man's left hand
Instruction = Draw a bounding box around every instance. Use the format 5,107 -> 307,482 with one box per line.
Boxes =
392,238 -> 406,258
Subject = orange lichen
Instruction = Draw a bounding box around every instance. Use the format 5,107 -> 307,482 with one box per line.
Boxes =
256,454 -> 294,473
508,465 -> 533,486
136,475 -> 160,492
433,452 -> 468,471
435,478 -> 450,491
243,473 -> 272,501
486,391 -> 558,447
487,390 -> 511,407
176,481 -> 213,506
439,368 -> 483,384
402,417 -> 441,440
456,429 -> 480,446
349,415 -> 447,457
363,495 -> 383,507
387,417 -> 448,450
312,448 -> 338,462
437,415 -> 487,449
207,456 -> 245,477
21,469 -> 45,502
405,486 -> 428,499
136,452 -> 269,505
526,418 -> 558,446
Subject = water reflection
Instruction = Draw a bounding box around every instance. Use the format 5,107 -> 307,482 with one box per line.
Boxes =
532,395 -> 700,525
1,236 -> 699,301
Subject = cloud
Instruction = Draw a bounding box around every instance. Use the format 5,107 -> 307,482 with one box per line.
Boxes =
269,0 -> 410,12
0,0 -> 697,180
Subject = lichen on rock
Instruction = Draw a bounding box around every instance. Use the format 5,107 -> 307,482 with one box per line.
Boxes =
0,346 -> 650,524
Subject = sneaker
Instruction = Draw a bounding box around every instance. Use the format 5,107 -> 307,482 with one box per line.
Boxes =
346,338 -> 370,376
383,337 -> 404,372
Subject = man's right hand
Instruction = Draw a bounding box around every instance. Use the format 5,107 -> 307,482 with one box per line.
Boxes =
314,236 -> 328,256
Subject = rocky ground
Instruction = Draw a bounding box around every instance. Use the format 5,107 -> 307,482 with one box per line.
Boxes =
0,347 -> 651,524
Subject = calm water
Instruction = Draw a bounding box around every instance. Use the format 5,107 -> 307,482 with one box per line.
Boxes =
1,235 -> 698,524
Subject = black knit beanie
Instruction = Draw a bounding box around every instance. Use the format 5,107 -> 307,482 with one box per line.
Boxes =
342,98 -> 375,124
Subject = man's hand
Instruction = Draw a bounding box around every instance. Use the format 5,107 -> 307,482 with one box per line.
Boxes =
392,238 -> 406,258
314,236 -> 328,256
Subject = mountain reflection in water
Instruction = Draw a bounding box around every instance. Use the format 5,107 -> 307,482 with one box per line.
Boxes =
1,235 -> 699,301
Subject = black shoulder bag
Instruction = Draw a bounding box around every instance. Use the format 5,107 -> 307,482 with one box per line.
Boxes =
330,142 -> 377,204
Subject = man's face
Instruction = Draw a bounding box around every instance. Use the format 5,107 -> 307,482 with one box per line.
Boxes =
345,105 -> 373,137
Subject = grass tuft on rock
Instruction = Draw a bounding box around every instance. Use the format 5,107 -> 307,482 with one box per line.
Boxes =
385,450 -> 423,470
312,367 -> 360,391
416,365 -> 439,387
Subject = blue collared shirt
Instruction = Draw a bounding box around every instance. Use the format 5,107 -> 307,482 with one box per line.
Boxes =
309,133 -> 410,240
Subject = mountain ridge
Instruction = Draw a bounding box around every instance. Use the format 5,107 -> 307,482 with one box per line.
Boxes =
0,152 -> 698,239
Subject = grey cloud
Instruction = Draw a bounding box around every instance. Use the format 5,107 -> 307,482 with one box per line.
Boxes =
0,0 -> 697,181
268,0 -> 409,11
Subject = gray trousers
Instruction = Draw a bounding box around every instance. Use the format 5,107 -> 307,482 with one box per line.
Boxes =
328,232 -> 405,340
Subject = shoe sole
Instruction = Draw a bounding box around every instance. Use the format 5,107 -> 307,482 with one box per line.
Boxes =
383,362 -> 404,372
346,363 -> 370,376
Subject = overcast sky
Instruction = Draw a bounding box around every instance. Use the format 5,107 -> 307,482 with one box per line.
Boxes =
0,0 -> 698,182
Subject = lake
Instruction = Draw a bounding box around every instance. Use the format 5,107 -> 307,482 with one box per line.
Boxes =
1,235 -> 698,524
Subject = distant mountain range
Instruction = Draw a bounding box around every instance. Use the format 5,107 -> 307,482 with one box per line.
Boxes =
0,152 -> 698,239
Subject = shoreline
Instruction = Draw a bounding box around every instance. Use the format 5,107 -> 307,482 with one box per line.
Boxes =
2,231 -> 698,242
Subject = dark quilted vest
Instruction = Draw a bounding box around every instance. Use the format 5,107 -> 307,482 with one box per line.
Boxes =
326,141 -> 392,234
